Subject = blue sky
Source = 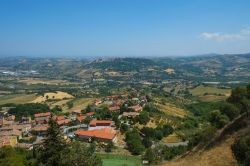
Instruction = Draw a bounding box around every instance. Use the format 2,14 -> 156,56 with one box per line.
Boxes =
0,0 -> 250,57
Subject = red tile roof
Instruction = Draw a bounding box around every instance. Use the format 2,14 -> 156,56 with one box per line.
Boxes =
114,99 -> 125,106
74,128 -> 116,140
89,119 -> 113,127
34,112 -> 51,118
56,116 -> 65,121
77,116 -> 86,122
128,105 -> 142,112
56,119 -> 72,126
32,124 -> 48,132
108,106 -> 120,112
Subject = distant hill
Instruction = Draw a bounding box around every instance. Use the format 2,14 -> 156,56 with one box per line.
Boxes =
0,53 -> 249,82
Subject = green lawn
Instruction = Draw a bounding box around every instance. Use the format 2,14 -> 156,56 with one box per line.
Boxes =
98,153 -> 141,166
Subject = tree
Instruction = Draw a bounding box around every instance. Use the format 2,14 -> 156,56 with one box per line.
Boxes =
241,98 -> 250,116
160,124 -> 174,137
231,135 -> 250,166
0,146 -> 26,166
227,87 -> 247,104
120,123 -> 129,133
105,142 -> 114,152
138,111 -> 150,125
220,103 -> 240,120
209,110 -> 229,128
125,129 -> 145,155
142,137 -> 153,148
51,105 -> 62,113
144,148 -> 154,164
61,141 -> 102,166
38,117 -> 66,166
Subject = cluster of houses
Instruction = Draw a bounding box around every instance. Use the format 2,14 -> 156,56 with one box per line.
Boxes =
0,93 -> 147,149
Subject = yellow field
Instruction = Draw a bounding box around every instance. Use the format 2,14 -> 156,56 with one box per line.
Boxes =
162,133 -> 182,143
156,102 -> 187,118
18,79 -> 70,85
0,94 -> 37,105
190,85 -> 231,96
32,91 -> 74,103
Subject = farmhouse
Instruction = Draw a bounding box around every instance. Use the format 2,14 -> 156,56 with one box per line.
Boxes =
74,128 -> 117,143
88,119 -> 114,130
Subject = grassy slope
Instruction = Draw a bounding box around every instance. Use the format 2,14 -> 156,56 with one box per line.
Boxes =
190,85 -> 231,96
0,94 -> 37,105
161,137 -> 237,166
160,114 -> 250,166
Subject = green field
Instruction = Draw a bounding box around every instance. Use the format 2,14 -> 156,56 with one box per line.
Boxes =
190,85 -> 231,96
98,154 -> 141,166
0,94 -> 37,105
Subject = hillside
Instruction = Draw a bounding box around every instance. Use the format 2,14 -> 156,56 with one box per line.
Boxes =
160,113 -> 250,166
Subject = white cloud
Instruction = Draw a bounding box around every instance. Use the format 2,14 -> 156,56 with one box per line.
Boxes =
200,27 -> 250,42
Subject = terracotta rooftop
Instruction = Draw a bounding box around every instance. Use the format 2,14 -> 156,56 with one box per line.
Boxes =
0,129 -> 22,137
55,116 -> 65,121
114,99 -> 125,106
77,116 -> 86,122
89,119 -> 113,126
32,124 -> 48,132
108,106 -> 120,112
56,118 -> 72,125
128,105 -> 142,112
34,112 -> 51,118
74,128 -> 116,140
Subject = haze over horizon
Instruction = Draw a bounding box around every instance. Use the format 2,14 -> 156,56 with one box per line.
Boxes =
1,0 -> 250,57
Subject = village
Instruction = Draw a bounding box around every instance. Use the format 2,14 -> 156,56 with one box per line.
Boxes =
0,93 -> 147,151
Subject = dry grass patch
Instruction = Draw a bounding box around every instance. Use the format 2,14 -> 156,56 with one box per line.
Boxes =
160,137 -> 237,166
32,91 -> 74,103
157,103 -> 187,118
162,133 -> 182,143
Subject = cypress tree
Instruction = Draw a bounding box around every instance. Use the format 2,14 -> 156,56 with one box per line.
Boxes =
38,116 -> 66,166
